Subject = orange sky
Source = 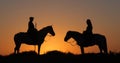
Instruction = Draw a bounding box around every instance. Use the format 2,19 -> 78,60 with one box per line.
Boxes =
0,0 -> 120,55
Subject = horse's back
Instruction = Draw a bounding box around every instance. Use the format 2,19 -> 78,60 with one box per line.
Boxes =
14,32 -> 27,38
93,34 -> 107,45
14,32 -> 28,42
93,34 -> 106,39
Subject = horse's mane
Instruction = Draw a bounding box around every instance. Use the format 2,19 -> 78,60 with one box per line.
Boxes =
38,25 -> 52,32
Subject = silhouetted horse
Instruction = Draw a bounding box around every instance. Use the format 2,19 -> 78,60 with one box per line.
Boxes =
64,31 -> 108,54
14,25 -> 55,54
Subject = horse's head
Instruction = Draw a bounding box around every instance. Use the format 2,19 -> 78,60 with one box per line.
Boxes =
64,31 -> 82,42
45,25 -> 55,36
38,25 -> 55,40
64,31 -> 73,42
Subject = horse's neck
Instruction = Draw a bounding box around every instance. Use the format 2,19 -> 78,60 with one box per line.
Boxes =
38,30 -> 48,37
73,33 -> 82,41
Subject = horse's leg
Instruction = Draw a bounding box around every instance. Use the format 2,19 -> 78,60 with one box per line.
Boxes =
16,43 -> 21,54
81,46 -> 84,54
14,46 -> 17,54
98,45 -> 102,53
104,46 -> 108,54
38,45 -> 40,55
14,43 -> 19,54
103,42 -> 108,54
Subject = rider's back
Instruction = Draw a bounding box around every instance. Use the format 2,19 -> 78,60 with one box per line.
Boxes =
27,17 -> 38,42
83,19 -> 93,41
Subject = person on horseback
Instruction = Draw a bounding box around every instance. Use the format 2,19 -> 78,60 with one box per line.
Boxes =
27,17 -> 38,42
83,19 -> 93,41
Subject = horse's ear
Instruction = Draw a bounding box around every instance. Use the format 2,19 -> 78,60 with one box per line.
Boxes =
68,30 -> 72,33
50,25 -> 53,27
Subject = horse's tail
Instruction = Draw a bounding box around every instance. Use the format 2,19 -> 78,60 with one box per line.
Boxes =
14,32 -> 24,45
14,33 -> 20,53
14,32 -> 25,53
103,36 -> 108,54
14,33 -> 18,45
95,34 -> 108,54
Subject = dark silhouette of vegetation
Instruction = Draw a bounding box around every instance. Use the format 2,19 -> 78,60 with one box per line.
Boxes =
0,51 -> 119,63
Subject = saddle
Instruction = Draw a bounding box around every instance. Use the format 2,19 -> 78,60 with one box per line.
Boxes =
27,30 -> 38,42
83,31 -> 93,42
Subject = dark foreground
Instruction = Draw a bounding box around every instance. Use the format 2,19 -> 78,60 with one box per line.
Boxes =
0,51 -> 120,63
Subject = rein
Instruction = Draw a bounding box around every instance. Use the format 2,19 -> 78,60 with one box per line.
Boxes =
44,34 -> 52,42
68,40 -> 76,46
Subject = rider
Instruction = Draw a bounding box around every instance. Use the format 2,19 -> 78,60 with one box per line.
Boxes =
27,17 -> 38,42
83,19 -> 93,41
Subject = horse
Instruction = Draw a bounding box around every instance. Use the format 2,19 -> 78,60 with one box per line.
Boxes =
14,25 -> 55,54
64,31 -> 108,54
